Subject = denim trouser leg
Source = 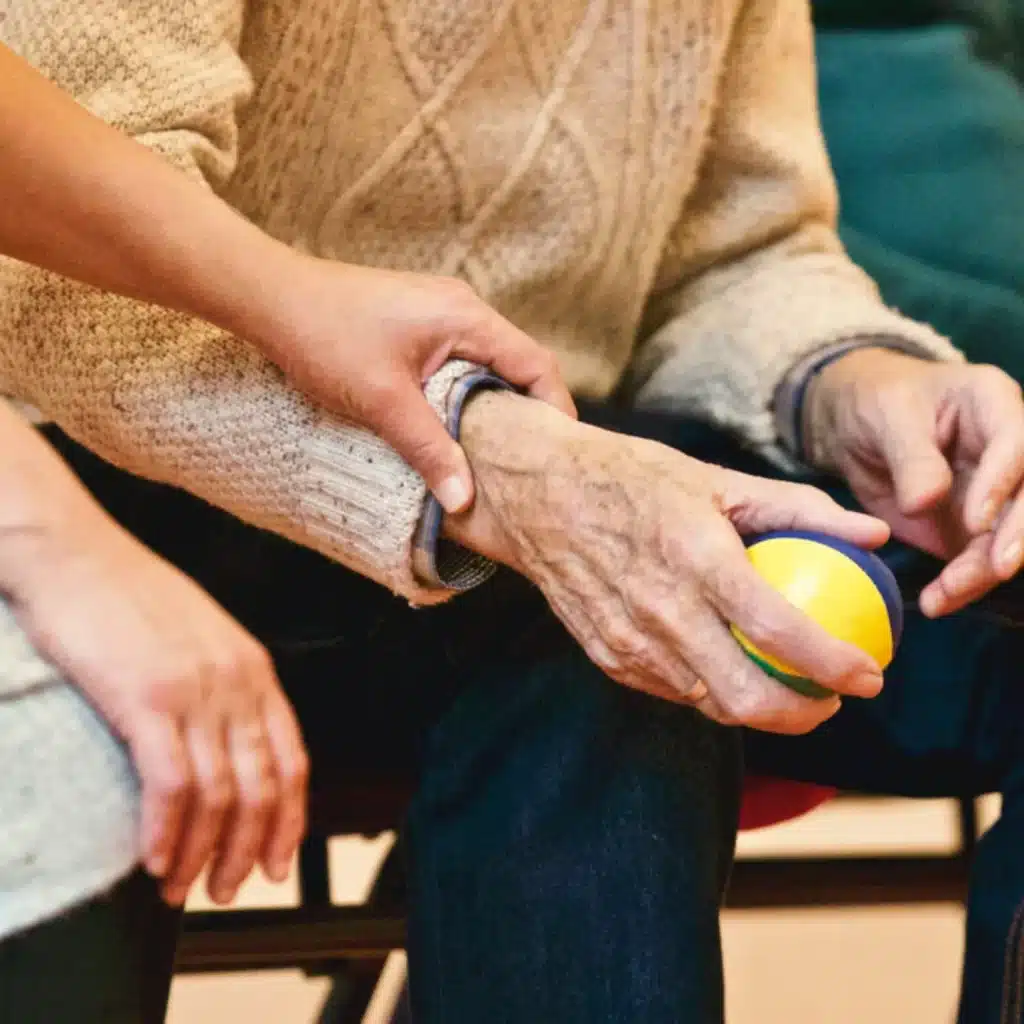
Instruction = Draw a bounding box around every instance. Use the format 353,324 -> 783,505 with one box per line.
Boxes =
745,607 -> 1024,1023
40,422 -> 743,1024
405,642 -> 740,1023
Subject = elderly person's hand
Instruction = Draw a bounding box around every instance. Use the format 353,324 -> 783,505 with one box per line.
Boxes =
445,392 -> 891,735
0,406 -> 308,907
805,349 -> 1024,617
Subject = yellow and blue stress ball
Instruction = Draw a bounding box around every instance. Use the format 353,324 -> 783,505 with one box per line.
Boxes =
732,530 -> 903,700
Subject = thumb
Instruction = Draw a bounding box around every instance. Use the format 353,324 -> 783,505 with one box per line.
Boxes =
877,405 -> 953,515
364,377 -> 476,514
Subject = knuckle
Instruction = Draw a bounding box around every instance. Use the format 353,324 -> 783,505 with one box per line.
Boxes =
203,779 -> 234,814
615,641 -> 657,682
242,641 -> 277,684
206,651 -> 246,686
285,749 -> 311,789
144,671 -> 196,710
598,616 -> 637,659
242,777 -> 278,813
973,363 -> 1014,391
586,640 -> 622,677
153,765 -> 193,802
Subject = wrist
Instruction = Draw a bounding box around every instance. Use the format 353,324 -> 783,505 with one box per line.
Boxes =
803,347 -> 924,471
442,390 -> 583,572
0,416 -> 103,598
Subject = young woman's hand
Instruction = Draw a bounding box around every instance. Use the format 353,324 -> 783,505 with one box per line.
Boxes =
0,410 -> 308,907
250,259 -> 576,514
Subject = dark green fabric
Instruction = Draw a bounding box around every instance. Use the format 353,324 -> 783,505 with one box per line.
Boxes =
814,23 -> 1024,378
812,0 -> 961,29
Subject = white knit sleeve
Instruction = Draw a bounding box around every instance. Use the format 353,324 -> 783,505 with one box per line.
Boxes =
0,0 -> 489,603
627,0 -> 963,460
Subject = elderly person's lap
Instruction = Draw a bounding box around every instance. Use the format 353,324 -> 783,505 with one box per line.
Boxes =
22,404 -> 1024,1023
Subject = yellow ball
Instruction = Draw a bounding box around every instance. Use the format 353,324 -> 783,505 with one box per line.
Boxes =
732,530 -> 903,699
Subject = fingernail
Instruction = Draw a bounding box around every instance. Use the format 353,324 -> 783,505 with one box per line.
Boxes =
213,886 -> 236,906
1000,539 -> 1023,575
436,474 -> 471,514
270,860 -> 290,883
854,672 -> 884,697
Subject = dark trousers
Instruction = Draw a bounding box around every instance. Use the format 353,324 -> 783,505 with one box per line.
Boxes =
6,408 -> 1024,1023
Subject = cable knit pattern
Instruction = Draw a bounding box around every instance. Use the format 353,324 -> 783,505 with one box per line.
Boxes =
0,0 -> 962,605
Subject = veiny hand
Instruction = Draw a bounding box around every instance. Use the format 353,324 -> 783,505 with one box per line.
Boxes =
253,258 -> 576,514
447,393 -> 891,735
806,349 -> 1024,618
0,445 -> 308,907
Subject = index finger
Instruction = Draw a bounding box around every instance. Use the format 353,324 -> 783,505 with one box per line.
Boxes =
964,400 -> 1024,535
666,596 -> 842,735
452,316 -> 577,419
260,691 -> 309,882
727,475 -> 889,550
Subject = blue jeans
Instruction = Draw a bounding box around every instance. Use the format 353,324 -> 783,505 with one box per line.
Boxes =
37,413 -> 1024,1023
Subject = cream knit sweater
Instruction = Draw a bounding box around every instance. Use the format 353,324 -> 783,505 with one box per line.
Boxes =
0,0 -> 961,605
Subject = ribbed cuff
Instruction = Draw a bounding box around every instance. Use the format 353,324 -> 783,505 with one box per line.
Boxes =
412,371 -> 512,590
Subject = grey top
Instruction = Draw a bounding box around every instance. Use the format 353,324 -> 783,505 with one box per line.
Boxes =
0,601 -> 139,940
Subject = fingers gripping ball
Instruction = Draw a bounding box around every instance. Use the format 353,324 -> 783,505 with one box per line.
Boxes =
732,530 -> 903,700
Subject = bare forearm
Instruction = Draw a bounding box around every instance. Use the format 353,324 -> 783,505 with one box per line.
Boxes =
0,402 -> 108,594
0,43 -> 294,345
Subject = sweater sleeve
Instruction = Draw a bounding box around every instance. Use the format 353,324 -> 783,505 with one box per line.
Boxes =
627,0 -> 964,461
0,0 -> 491,605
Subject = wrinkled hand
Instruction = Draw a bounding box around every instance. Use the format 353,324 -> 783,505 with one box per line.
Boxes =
447,393 -> 890,735
0,464 -> 308,907
807,349 -> 1024,617
254,258 -> 576,514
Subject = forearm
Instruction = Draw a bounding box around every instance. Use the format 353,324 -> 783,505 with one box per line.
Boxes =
0,401 -> 108,595
0,43 -> 299,347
